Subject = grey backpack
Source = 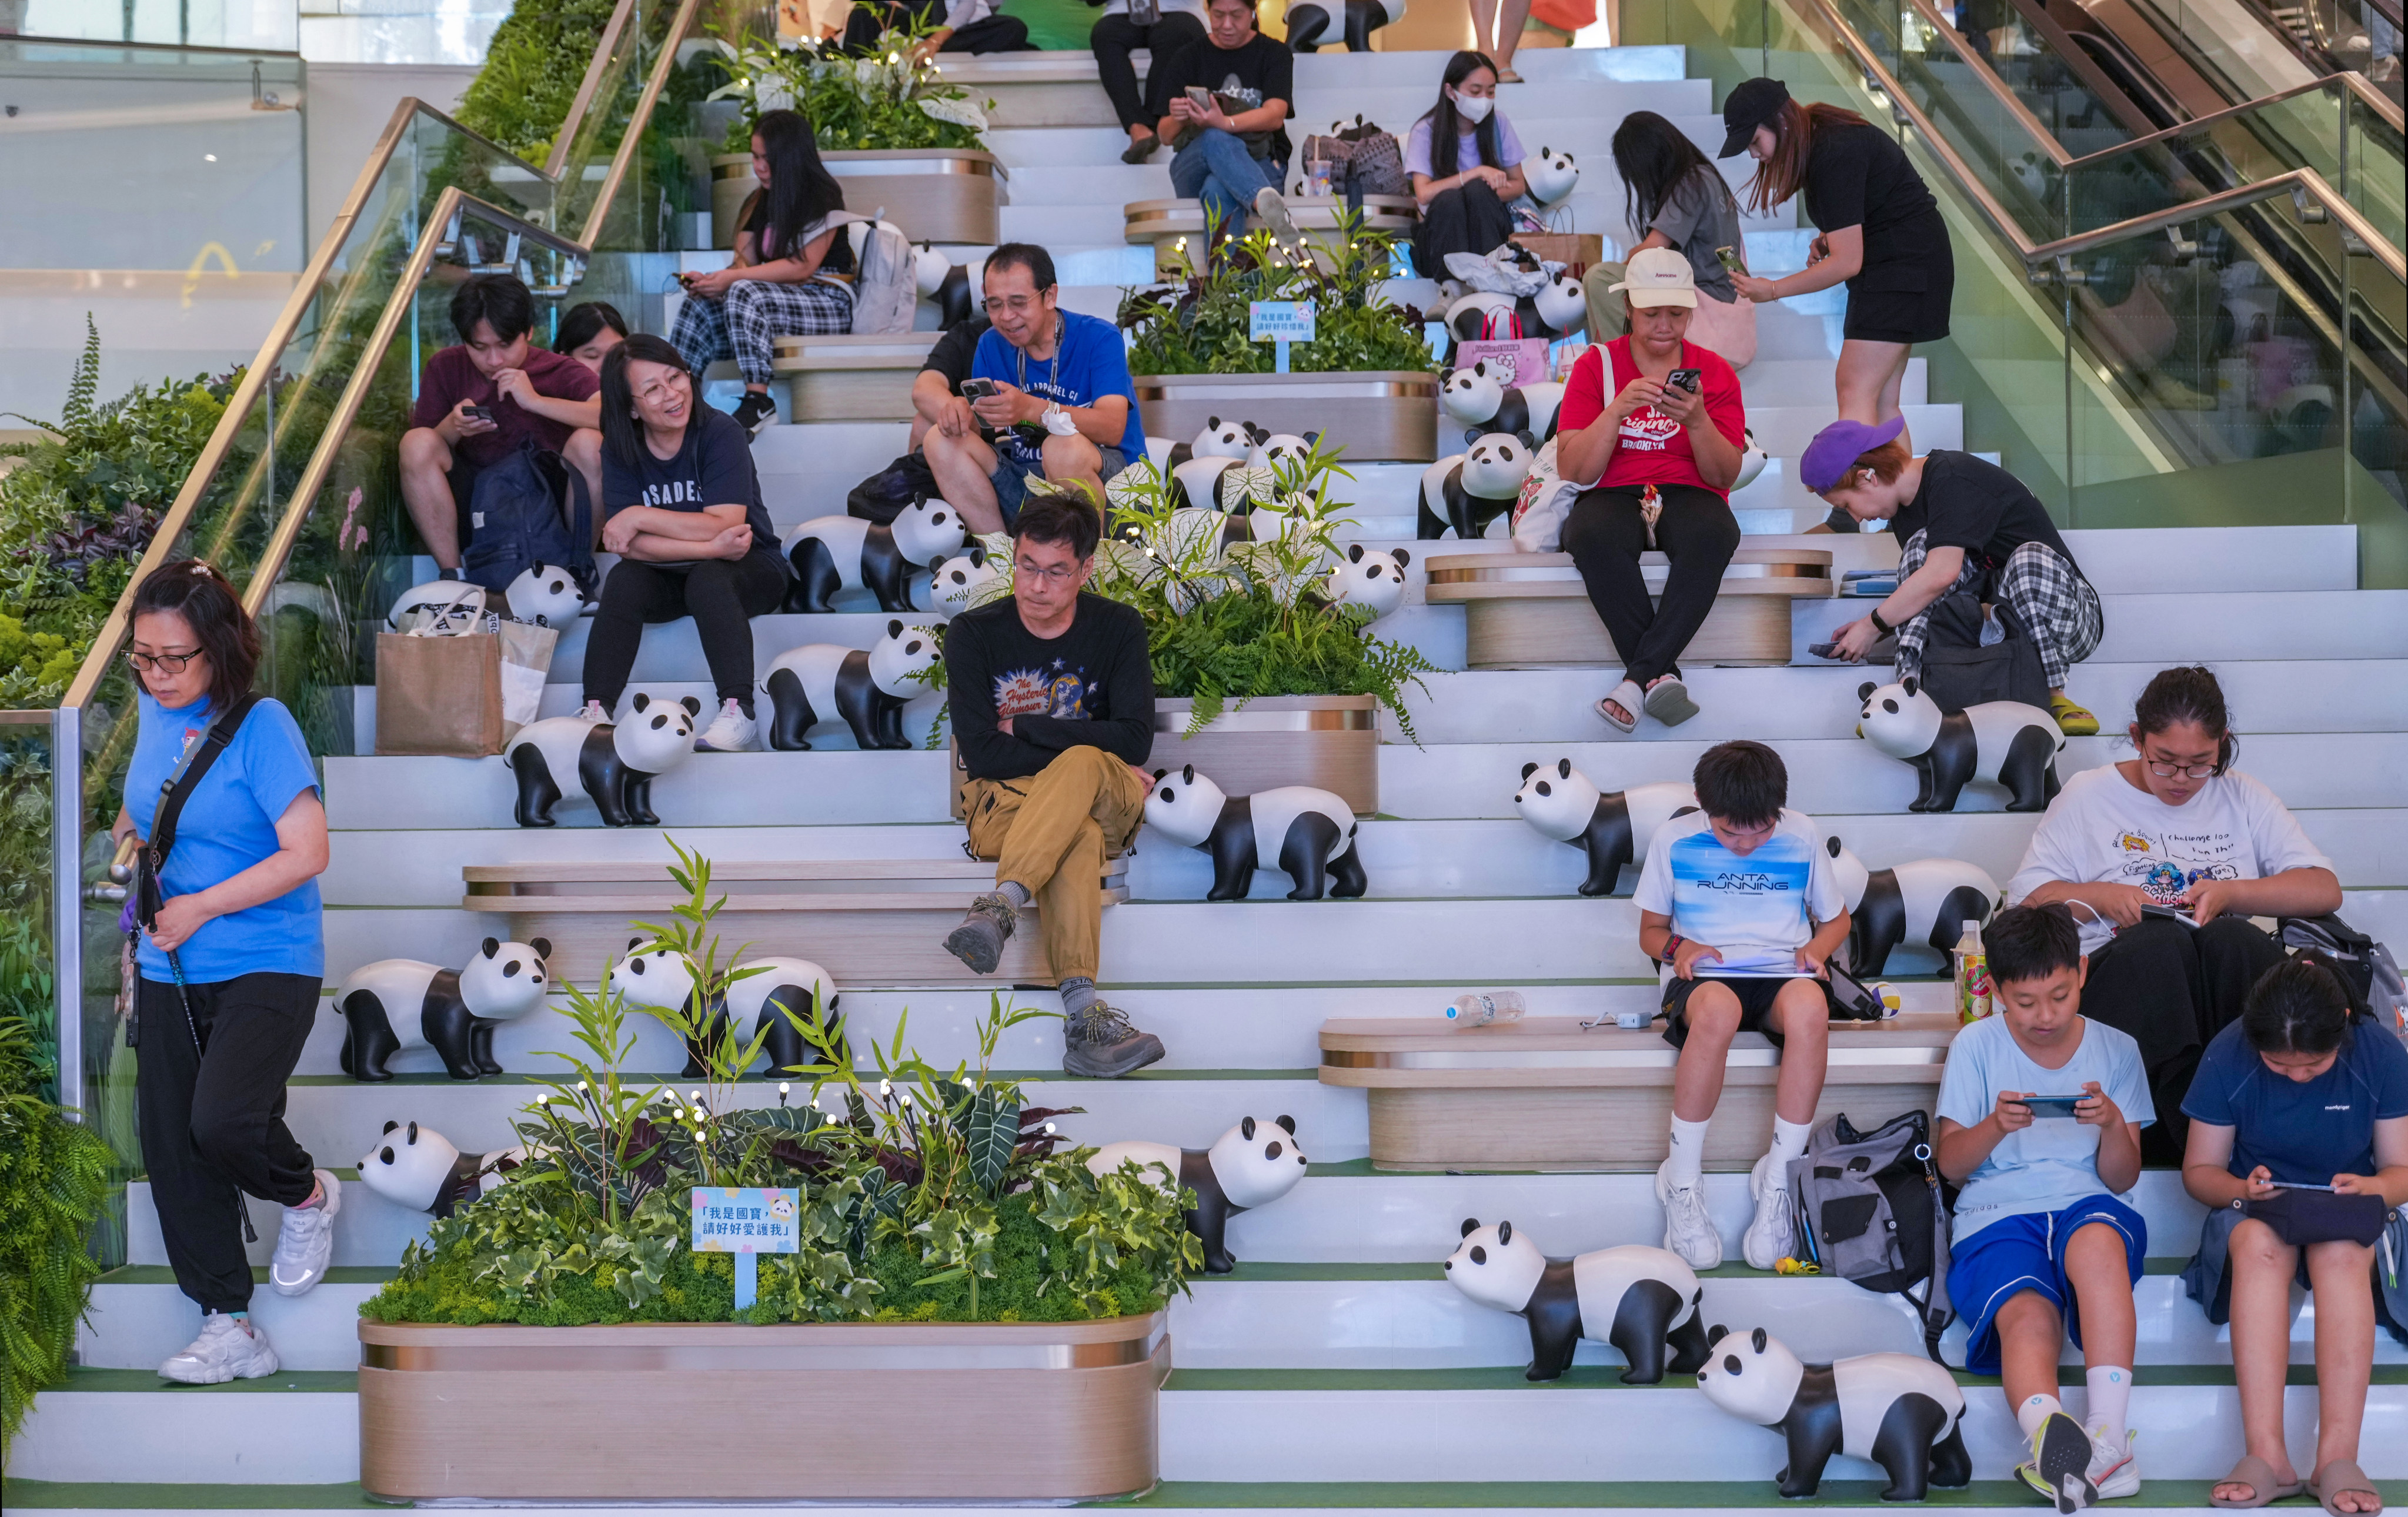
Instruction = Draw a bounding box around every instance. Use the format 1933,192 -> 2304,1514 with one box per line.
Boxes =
1785,1109 -> 1956,1363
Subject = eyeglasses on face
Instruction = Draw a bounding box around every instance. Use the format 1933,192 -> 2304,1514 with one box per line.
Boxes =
1014,558 -> 1082,584
128,648 -> 203,674
981,293 -> 1045,315
2143,754 -> 2220,779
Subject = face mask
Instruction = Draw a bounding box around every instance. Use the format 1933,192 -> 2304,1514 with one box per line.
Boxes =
1452,90 -> 1495,125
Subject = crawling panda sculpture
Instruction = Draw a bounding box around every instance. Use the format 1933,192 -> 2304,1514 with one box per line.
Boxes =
1513,761 -> 1697,896
1325,543 -> 1412,620
1244,423 -> 1320,473
1145,764 -> 1367,901
930,543 -> 1001,619
781,499 -> 965,614
1160,415 -> 1253,471
1440,362 -> 1565,442
1822,836 -> 2000,975
608,943 -> 842,1079
357,1120 -> 527,1217
1444,275 -> 1586,343
1281,0 -> 1401,52
496,561 -> 588,627
1445,1222 -> 1712,1384
333,937 -> 553,1081
1524,146 -> 1579,207
763,619 -> 939,751
1087,1115 -> 1308,1273
1696,1325 -> 1972,1501
1418,432 -> 1538,540
1856,677 -> 2063,813
505,693 -> 698,827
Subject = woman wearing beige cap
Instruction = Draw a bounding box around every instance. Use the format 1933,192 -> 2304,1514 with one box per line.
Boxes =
1554,246 -> 1748,733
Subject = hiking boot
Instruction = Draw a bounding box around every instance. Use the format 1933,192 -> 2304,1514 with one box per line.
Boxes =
159,1312 -> 279,1384
1062,1000 -> 1166,1078
732,390 -> 779,435
1654,1158 -> 1724,1270
943,891 -> 1017,974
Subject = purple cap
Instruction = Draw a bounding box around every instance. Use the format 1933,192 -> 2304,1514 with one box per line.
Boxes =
1798,415 -> 1906,493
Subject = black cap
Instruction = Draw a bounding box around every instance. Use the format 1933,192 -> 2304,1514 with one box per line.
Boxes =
1719,76 -> 1791,158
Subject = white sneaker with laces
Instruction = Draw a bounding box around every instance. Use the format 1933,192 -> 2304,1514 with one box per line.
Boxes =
1654,1158 -> 1723,1269
577,699 -> 609,723
694,699 -> 759,752
269,1169 -> 340,1297
158,1312 -> 279,1384
1743,1150 -> 1797,1269
2086,1425 -> 2139,1499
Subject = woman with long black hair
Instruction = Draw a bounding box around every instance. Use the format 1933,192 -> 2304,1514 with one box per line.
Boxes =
670,108 -> 857,435
555,300 -> 629,375
1404,50 -> 1527,279
1581,110 -> 1755,365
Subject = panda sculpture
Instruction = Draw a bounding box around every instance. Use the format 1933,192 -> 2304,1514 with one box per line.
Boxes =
763,619 -> 939,751
1161,415 -> 1253,471
1440,362 -> 1565,442
1417,432 -> 1538,540
357,1120 -> 527,1217
1169,456 -> 1270,515
1444,1222 -> 1712,1384
495,561 -> 588,627
1734,427 -> 1771,492
1822,836 -> 2000,975
1244,423 -> 1320,473
915,243 -> 977,328
1524,146 -> 1579,207
1513,762 -> 1698,897
334,937 -> 553,1081
781,499 -> 965,614
1087,1115 -> 1308,1273
1856,677 -> 2063,813
607,943 -> 842,1079
1281,0 -> 1401,52
930,543 -> 1000,619
1444,275 -> 1586,344
504,693 -> 699,827
1145,764 -> 1367,901
1325,543 -> 1412,620
1695,1325 -> 1972,1501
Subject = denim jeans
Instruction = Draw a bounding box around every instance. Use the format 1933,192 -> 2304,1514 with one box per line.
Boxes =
1170,128 -> 1278,238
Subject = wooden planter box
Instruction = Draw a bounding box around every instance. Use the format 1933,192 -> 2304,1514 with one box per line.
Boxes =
713,150 -> 1004,249
1424,549 -> 1834,669
772,330 -> 942,422
1134,370 -> 1441,463
360,1314 -> 1168,1501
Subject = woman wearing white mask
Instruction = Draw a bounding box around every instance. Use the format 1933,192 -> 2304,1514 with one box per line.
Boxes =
1404,51 -> 1528,280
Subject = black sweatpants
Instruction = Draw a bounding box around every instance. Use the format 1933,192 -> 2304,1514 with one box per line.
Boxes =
843,0 -> 1031,51
136,971 -> 321,1315
1091,12 -> 1208,132
582,555 -> 787,713
1560,482 -> 1741,688
1411,179 -> 1516,280
2080,913 -> 2287,1165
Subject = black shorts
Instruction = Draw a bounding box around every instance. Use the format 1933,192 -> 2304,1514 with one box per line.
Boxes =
1661,974 -> 1832,1051
1842,244 -> 1955,346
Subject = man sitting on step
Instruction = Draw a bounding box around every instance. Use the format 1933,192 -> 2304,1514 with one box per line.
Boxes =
942,484 -> 1167,1078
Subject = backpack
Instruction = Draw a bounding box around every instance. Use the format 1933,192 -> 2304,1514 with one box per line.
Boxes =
1785,1110 -> 1956,1363
1916,584 -> 2049,715
829,213 -> 919,336
459,439 -> 594,596
848,451 -> 940,525
2281,917 -> 2406,1030
1305,116 -> 1407,207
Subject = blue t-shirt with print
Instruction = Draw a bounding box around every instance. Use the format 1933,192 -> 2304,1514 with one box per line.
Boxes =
2183,1015 -> 2408,1185
1936,1013 -> 2155,1238
969,310 -> 1145,465
126,691 -> 323,983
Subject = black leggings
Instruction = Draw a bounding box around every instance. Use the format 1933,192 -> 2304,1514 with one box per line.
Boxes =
1411,179 -> 1515,280
136,970 -> 320,1314
583,556 -> 787,713
1091,12 -> 1207,132
1559,483 -> 1741,687
2080,913 -> 2287,1165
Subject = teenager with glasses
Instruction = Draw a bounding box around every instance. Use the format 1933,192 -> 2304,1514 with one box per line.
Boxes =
2006,666 -> 2343,1161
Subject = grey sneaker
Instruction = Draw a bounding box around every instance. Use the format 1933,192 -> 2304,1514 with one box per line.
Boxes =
1253,187 -> 1335,274
1063,1001 -> 1165,1078
943,891 -> 1017,974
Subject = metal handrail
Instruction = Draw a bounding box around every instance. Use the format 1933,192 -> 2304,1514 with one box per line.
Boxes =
583,0 -> 701,247
544,0 -> 640,181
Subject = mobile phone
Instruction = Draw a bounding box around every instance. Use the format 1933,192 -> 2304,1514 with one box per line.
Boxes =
2138,902 -> 2199,925
2266,1180 -> 2337,1192
959,377 -> 998,400
1666,367 -> 1702,393
1715,245 -> 1746,274
462,405 -> 494,422
2015,1094 -> 2086,1119
1185,86 -> 1214,111
1809,641 -> 1844,660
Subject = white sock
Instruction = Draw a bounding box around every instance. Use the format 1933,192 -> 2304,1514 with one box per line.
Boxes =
2017,1392 -> 2065,1439
1768,1116 -> 1813,1176
1665,1116 -> 1710,1190
2086,1365 -> 2132,1445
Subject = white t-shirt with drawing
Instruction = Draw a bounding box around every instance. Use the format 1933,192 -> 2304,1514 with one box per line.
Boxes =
1634,807 -> 1848,977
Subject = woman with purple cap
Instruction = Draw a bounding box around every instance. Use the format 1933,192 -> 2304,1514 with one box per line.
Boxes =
1802,416 -> 2102,736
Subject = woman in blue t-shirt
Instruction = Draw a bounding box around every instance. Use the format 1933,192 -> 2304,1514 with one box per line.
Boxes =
2181,957 -> 2408,1512
109,561 -> 333,1385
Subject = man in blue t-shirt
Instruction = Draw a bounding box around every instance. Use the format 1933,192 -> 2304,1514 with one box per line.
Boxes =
923,242 -> 1144,533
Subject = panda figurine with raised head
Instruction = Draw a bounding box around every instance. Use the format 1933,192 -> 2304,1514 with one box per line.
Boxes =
358,1120 -> 527,1217
1245,424 -> 1320,473
781,499 -> 966,615
1444,1222 -> 1712,1384
1524,146 -> 1579,208
1418,432 -> 1538,540
505,693 -> 699,827
1161,415 -> 1253,472
496,561 -> 588,627
1440,362 -> 1565,443
1823,836 -> 2000,975
1695,1325 -> 1972,1501
607,942 -> 843,1079
1325,543 -> 1412,620
1087,1114 -> 1309,1273
334,937 -> 553,1082
763,619 -> 939,751
1856,677 -> 2063,813
1145,764 -> 1367,901
1513,762 -> 1698,897
930,543 -> 1000,619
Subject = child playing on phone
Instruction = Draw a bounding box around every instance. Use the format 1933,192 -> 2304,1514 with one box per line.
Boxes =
1937,904 -> 2154,1512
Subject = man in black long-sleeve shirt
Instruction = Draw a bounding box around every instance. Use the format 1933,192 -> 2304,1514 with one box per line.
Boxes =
943,487 -> 1166,1077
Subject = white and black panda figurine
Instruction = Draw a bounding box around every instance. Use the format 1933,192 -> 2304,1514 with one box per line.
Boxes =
1161,415 -> 1253,471
915,243 -> 976,328
1695,1325 -> 1972,1501
1281,0 -> 1401,51
781,500 -> 965,614
1145,764 -> 1367,901
1856,677 -> 2063,813
1524,146 -> 1578,208
607,942 -> 843,1079
1823,836 -> 2000,975
1168,455 -> 1265,515
357,1120 -> 527,1218
930,543 -> 1000,619
1087,1115 -> 1308,1273
1444,276 -> 1585,344
763,619 -> 939,751
333,937 -> 553,1082
1513,762 -> 1698,897
1325,543 -> 1412,620
1417,432 -> 1538,540
1444,1223 -> 1712,1384
1439,362 -> 1566,442
496,560 -> 588,627
1245,423 -> 1320,473
504,693 -> 699,827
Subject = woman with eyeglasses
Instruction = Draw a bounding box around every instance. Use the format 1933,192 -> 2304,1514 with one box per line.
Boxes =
108,560 -> 336,1384
2006,665 -> 2343,1162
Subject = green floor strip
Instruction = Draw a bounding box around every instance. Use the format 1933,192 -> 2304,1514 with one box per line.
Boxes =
1106,1480 -> 2408,1508
2,1482 -> 379,1511
96,1266 -> 392,1287
1163,1364 -> 2404,1391
45,1368 -> 358,1394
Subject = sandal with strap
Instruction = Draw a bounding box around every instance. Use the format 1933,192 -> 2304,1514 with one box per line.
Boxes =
2050,691 -> 2100,736
1597,680 -> 1642,734
2211,1454 -> 2305,1509
2310,1459 -> 2381,1516
1643,674 -> 1700,728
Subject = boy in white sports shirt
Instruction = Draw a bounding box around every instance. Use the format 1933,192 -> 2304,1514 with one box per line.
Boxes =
1635,740 -> 1851,1271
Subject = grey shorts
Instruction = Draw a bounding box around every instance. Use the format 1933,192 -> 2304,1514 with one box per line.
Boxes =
990,445 -> 1128,526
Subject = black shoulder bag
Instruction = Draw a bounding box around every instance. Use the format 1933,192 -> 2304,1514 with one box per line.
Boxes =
131,692 -> 262,1047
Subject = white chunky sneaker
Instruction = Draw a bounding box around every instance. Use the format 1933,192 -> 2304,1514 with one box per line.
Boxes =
1743,1151 -> 1798,1270
693,699 -> 760,753
577,699 -> 609,723
2086,1425 -> 2139,1499
269,1170 -> 340,1297
158,1312 -> 279,1384
1654,1158 -> 1723,1270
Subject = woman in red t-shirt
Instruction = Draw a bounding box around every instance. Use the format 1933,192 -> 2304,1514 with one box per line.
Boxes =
1554,246 -> 1747,732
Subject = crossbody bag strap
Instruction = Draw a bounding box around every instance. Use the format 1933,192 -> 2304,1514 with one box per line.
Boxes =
139,691 -> 262,927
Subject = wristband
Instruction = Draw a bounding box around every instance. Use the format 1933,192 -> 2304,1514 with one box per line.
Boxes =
1867,607 -> 1893,637
1661,933 -> 1686,964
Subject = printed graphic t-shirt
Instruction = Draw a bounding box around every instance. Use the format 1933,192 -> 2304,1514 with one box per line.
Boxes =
945,593 -> 1155,781
1937,1013 -> 2155,1237
1632,807 -> 1846,976
2183,1015 -> 2408,1185
970,310 -> 1147,465
1153,34 -> 1294,159
600,404 -> 785,574
1556,337 -> 1747,496
410,346 -> 599,469
2006,764 -> 2333,954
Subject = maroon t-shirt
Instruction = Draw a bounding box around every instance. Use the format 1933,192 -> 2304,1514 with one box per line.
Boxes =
410,346 -> 599,469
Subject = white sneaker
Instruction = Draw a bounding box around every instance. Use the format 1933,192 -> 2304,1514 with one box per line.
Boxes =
2015,1410 -> 2102,1513
694,699 -> 759,753
268,1170 -> 339,1297
158,1312 -> 279,1384
2086,1425 -> 2139,1499
1654,1158 -> 1723,1270
1743,1150 -> 1797,1270
577,699 -> 609,723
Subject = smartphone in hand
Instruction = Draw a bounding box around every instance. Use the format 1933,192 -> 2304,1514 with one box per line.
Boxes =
1808,641 -> 1845,660
1715,245 -> 1747,275
462,405 -> 495,422
1185,86 -> 1214,111
2014,1095 -> 2086,1120
1666,367 -> 1702,393
959,377 -> 998,400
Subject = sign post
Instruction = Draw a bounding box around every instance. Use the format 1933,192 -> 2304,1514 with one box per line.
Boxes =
1248,299 -> 1317,373
692,1186 -> 800,1314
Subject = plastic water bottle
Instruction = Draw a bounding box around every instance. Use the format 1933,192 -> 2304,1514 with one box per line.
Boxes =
1446,991 -> 1527,1028
1952,920 -> 1992,1024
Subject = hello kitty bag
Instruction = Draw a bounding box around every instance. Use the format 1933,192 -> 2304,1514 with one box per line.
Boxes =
1511,437 -> 1581,552
1455,308 -> 1554,409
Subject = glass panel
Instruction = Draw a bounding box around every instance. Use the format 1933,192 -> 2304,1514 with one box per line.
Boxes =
557,0 -> 690,248
19,0 -> 300,52
2343,88 -> 2407,255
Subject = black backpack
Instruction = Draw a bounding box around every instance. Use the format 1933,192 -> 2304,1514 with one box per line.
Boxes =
459,439 -> 595,594
1916,583 -> 2048,715
847,451 -> 940,526
1785,1110 -> 1956,1363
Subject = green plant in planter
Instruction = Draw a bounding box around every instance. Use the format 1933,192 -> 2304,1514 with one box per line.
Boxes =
709,21 -> 988,155
452,0 -> 624,163
0,1002 -> 116,1457
1119,217 -> 1436,376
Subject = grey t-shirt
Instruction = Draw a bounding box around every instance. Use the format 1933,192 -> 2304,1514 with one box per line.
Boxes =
1646,165 -> 1744,303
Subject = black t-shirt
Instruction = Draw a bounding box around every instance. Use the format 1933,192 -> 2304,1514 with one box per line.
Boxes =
1803,123 -> 1947,280
1156,34 -> 1294,161
921,315 -> 993,392
946,593 -> 1154,781
740,191 -> 857,276
1879,450 -> 2081,579
602,405 -> 786,573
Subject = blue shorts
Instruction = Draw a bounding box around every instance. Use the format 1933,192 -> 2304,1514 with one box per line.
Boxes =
990,445 -> 1128,526
1950,1194 -> 2147,1376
